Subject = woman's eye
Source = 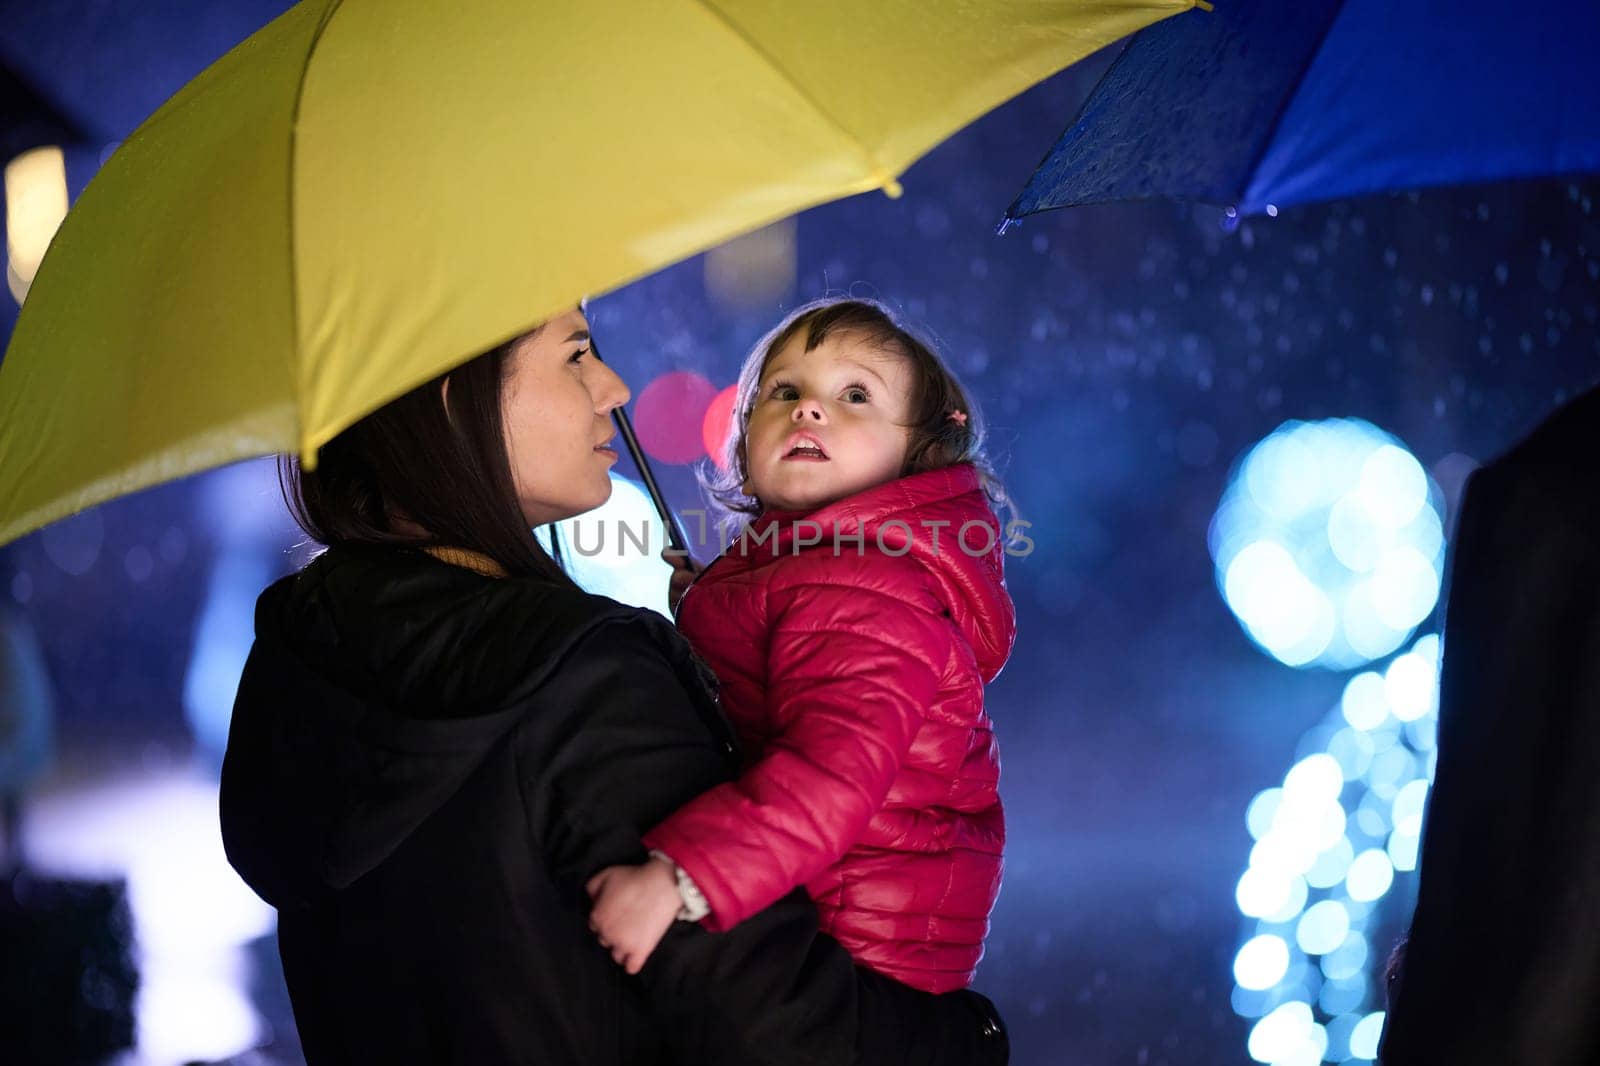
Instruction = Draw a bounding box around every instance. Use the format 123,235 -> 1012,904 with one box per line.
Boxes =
569,346 -> 591,364
844,385 -> 870,403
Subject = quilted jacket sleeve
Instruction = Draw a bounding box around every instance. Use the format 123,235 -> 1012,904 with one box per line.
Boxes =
644,554 -> 948,931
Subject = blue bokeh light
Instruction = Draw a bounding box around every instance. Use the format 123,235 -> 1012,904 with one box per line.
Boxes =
1211,419 -> 1444,669
1296,900 -> 1352,955
1350,1011 -> 1388,1059
1230,630 -> 1442,1063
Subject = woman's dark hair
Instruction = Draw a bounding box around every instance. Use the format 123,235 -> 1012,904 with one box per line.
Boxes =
702,297 -> 1014,529
279,332 -> 570,582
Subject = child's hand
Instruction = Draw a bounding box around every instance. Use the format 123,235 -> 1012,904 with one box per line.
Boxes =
662,548 -> 703,613
585,855 -> 682,975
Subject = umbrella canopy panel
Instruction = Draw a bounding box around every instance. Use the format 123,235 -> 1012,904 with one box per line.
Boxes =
1009,0 -> 1600,217
0,0 -> 1196,547
0,1 -> 319,546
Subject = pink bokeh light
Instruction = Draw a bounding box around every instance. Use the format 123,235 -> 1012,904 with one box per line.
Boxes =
633,371 -> 720,465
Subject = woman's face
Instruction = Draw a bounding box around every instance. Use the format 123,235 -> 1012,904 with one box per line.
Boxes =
501,309 -> 630,527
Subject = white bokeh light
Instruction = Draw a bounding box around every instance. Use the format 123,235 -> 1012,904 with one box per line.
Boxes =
1320,933 -> 1370,982
1350,1011 -> 1387,1059
1306,836 -> 1356,889
1357,445 -> 1428,527
1231,632 -> 1444,1063
1384,648 -> 1439,723
1248,1001 -> 1316,1064
1263,873 -> 1312,926
1345,849 -> 1397,903
1237,866 -> 1295,919
1296,900 -> 1352,955
1341,671 -> 1390,730
1234,935 -> 1292,991
539,474 -> 673,616
1212,419 -> 1444,669
26,765 -> 275,1066
1246,787 -> 1285,840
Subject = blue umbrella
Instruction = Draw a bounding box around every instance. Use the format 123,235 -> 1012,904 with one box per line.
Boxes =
1005,0 -> 1600,222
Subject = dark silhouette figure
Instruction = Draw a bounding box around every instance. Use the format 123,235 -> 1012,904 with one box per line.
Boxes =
1382,385 -> 1600,1064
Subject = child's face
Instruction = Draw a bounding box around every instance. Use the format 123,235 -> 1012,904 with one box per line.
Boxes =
741,330 -> 914,513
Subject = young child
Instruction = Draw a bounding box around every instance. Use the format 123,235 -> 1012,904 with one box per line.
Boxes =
586,297 -> 1017,995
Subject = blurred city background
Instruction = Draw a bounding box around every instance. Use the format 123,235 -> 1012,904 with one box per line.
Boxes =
2,3 -> 1597,1064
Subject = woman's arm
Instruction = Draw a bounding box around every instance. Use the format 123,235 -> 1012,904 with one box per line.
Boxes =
517,613 -> 1003,1066
643,568 -> 949,931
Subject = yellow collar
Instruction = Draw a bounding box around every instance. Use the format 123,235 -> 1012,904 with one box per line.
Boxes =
423,546 -> 508,578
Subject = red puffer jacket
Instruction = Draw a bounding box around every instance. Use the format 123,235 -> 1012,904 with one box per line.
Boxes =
643,464 -> 1016,994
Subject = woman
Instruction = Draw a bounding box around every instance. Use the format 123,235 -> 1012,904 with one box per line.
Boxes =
218,308 -> 1009,1065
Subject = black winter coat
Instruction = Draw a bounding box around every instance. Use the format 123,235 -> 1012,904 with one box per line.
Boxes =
1380,386 -> 1600,1064
220,545 -> 1008,1066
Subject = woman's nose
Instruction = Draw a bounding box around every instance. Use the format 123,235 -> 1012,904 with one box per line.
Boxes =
791,398 -> 825,422
592,360 -> 631,413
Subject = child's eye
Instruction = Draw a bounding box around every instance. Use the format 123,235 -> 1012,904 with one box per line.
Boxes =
843,383 -> 871,403
768,381 -> 798,400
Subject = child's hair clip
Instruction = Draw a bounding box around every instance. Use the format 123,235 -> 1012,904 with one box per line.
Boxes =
947,410 -> 968,427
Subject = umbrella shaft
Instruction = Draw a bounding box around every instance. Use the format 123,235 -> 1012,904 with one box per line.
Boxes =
612,405 -> 690,556
585,335 -> 690,557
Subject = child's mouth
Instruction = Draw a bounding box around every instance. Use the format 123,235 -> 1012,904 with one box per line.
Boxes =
782,433 -> 829,460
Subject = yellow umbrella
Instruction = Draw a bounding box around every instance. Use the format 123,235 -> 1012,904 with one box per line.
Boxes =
0,0 -> 1200,546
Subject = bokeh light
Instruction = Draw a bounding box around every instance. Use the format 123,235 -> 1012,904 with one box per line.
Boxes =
1230,631 -> 1442,1063
1211,419 -> 1444,669
1296,900 -> 1351,955
1350,1012 -> 1387,1059
27,765 -> 275,1066
702,383 -> 738,469
632,371 -> 720,464
539,473 -> 673,617
1346,849 -> 1396,903
703,218 -> 797,311
5,145 -> 69,305
1235,934 -> 1291,991
183,459 -> 295,757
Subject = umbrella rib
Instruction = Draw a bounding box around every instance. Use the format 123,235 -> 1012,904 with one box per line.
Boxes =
690,0 -> 899,194
1230,0 -> 1350,211
285,0 -> 347,467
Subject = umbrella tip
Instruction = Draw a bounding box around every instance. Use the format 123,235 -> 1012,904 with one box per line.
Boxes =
996,215 -> 1021,236
881,178 -> 904,200
1192,0 -> 1214,11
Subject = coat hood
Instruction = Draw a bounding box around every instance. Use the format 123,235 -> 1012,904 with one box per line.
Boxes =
724,464 -> 1017,680
220,546 -> 630,910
